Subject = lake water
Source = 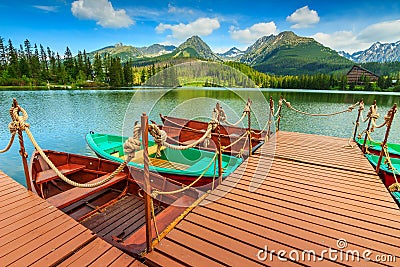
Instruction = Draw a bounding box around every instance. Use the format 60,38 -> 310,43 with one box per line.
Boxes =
1,88 -> 400,186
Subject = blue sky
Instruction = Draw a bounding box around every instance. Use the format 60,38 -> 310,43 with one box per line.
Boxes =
1,0 -> 400,55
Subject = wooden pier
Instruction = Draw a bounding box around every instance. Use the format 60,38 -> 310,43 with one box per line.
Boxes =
0,170 -> 144,266
145,131 -> 400,266
1,131 -> 399,266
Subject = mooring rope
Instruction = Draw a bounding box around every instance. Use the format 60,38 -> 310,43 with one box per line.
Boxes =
151,152 -> 218,197
374,107 -> 395,129
218,101 -> 251,127
221,130 -> 248,151
282,99 -> 360,117
148,120 -> 217,153
150,198 -> 161,242
10,104 -> 139,188
382,146 -> 400,192
0,122 -> 16,153
344,102 -> 365,149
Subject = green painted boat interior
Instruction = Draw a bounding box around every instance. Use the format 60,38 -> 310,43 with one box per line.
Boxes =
355,137 -> 400,156
86,133 -> 243,178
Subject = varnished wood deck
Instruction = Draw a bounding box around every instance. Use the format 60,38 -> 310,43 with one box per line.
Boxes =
1,131 -> 399,266
145,131 -> 400,266
0,171 -> 145,266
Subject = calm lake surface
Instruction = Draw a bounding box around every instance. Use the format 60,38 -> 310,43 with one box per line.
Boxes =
1,88 -> 400,186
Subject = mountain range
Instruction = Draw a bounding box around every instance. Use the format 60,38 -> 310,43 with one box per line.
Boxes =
88,31 -> 400,75
339,41 -> 400,63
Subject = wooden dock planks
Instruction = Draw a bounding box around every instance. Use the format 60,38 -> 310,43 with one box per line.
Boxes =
0,170 -> 144,267
1,131 -> 400,266
145,131 -> 400,267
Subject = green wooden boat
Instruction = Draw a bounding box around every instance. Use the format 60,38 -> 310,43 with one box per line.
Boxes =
355,137 -> 400,158
86,133 -> 243,186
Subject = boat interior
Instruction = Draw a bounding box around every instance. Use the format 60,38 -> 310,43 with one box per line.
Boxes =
30,150 -> 202,256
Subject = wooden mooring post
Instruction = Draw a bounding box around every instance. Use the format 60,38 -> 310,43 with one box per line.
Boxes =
141,112 -> 153,253
267,96 -> 274,139
12,98 -> 31,191
247,98 -> 252,156
353,99 -> 364,141
215,103 -> 223,185
376,103 -> 397,173
277,96 -> 283,132
362,100 -> 376,153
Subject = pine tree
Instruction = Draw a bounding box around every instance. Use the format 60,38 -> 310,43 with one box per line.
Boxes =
64,47 -> 74,82
0,37 -> 6,70
93,53 -> 104,82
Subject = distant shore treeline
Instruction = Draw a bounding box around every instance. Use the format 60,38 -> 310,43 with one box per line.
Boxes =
1,37 -> 400,91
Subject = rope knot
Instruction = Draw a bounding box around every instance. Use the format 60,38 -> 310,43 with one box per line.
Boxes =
219,107 -> 227,122
123,137 -> 141,158
148,123 -> 167,157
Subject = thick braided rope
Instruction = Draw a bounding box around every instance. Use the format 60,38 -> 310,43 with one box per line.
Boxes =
345,102 -> 365,149
221,131 -> 248,151
0,122 -> 17,153
374,107 -> 395,129
219,107 -> 247,126
14,105 -> 135,188
151,151 -> 218,197
382,146 -> 400,192
148,121 -> 216,151
283,99 -> 360,117
219,101 -> 251,127
364,104 -> 379,133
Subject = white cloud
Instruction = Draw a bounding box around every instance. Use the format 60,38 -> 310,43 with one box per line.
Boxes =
229,22 -> 278,44
358,20 -> 400,43
71,0 -> 134,28
33,5 -> 59,12
167,4 -> 194,15
312,19 -> 400,53
155,17 -> 220,40
312,31 -> 361,52
286,6 -> 319,29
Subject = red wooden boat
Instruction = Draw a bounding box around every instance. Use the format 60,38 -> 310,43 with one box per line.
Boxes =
29,149 -> 201,257
159,117 -> 264,156
159,124 -> 264,156
160,114 -> 267,141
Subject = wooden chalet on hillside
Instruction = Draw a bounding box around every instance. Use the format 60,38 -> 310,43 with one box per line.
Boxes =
347,65 -> 379,84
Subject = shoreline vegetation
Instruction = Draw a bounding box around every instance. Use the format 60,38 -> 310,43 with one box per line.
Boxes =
1,38 -> 400,92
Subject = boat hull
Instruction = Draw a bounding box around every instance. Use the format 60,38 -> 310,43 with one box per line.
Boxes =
160,124 -> 263,156
160,114 -> 267,141
365,154 -> 400,188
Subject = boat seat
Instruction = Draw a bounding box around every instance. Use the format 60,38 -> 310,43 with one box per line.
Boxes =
149,158 -> 189,170
35,164 -> 86,184
46,172 -> 128,209
122,145 -> 166,163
